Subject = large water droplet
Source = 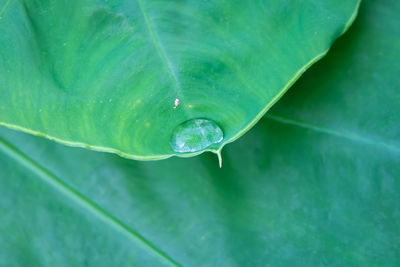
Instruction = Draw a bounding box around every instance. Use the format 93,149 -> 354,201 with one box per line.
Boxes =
170,118 -> 224,153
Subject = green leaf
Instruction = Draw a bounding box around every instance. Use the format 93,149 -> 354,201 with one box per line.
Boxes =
267,0 -> 400,154
0,0 -> 360,159
1,0 -> 399,265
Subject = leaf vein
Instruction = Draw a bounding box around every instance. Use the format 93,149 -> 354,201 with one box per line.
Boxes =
265,113 -> 400,154
0,137 -> 182,267
137,0 -> 184,102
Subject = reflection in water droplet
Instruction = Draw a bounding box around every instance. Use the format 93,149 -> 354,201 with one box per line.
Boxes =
170,119 -> 223,153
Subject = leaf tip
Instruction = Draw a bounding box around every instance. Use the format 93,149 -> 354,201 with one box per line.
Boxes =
217,150 -> 222,168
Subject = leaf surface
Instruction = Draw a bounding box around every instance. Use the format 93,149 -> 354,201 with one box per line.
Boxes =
1,0 -> 400,266
0,0 -> 359,159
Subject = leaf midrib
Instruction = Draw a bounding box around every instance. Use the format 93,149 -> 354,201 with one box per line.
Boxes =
137,0 -> 186,107
0,137 -> 182,267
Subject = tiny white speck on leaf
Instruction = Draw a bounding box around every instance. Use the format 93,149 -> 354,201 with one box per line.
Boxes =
174,98 -> 180,109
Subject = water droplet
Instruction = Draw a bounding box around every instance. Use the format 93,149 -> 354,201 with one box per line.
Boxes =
170,119 -> 223,153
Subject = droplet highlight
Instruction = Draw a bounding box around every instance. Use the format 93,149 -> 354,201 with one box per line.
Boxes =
170,119 -> 224,153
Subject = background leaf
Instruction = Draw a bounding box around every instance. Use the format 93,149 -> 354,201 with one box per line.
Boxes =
0,0 -> 359,159
1,0 -> 399,266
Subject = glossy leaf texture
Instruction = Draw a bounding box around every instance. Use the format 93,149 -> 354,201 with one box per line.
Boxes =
1,0 -> 399,265
0,0 -> 360,159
